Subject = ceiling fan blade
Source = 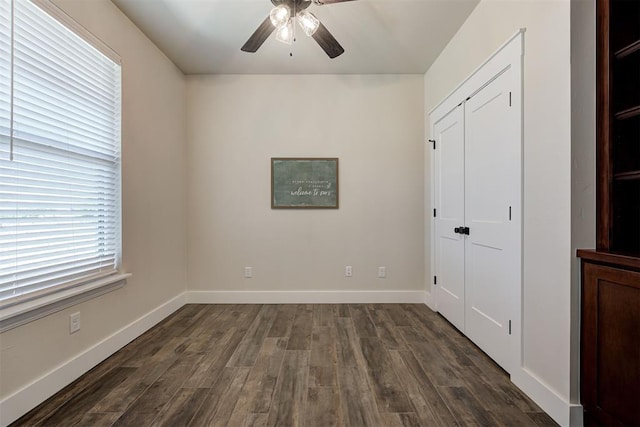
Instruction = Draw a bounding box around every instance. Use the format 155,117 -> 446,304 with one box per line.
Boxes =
241,16 -> 275,53
315,0 -> 357,4
312,22 -> 344,58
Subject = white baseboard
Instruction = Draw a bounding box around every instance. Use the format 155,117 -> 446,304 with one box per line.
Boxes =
511,366 -> 582,427
425,292 -> 576,425
2,290 -> 575,427
1,289 -> 428,425
186,290 -> 428,304
0,293 -> 186,427
569,403 -> 584,427
423,291 -> 435,310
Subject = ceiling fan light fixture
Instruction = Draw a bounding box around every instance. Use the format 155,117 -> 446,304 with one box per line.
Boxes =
269,5 -> 290,28
275,19 -> 294,45
242,0 -> 347,58
296,10 -> 320,37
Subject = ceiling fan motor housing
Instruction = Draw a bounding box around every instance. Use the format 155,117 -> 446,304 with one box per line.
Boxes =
271,0 -> 313,10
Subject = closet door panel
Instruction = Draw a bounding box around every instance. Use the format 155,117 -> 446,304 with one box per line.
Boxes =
433,105 -> 466,331
464,69 -> 518,372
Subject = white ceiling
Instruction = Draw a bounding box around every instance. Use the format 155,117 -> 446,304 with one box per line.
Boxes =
111,0 -> 480,75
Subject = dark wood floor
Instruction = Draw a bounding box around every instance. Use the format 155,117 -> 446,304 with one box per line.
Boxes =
13,304 -> 557,427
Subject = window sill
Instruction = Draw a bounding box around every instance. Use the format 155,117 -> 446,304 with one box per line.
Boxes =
0,273 -> 131,333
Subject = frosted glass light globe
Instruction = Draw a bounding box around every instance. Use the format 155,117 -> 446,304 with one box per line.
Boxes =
270,5 -> 291,28
275,19 -> 294,45
297,10 -> 319,37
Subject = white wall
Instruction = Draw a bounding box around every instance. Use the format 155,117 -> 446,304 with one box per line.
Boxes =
0,0 -> 187,421
0,0 -> 592,424
424,0 -> 575,424
187,75 -> 425,299
570,0 -> 595,406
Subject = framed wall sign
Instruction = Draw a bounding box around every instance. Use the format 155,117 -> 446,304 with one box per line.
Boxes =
271,158 -> 339,209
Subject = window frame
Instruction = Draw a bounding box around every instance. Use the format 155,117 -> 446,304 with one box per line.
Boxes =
0,0 -> 129,332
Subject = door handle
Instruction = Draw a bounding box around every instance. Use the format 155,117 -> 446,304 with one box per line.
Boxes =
454,226 -> 470,235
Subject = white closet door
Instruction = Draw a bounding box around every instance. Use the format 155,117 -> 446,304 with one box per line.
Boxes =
433,105 -> 466,332
463,68 -> 519,372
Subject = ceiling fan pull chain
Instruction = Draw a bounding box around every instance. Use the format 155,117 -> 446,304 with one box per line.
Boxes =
291,4 -> 296,58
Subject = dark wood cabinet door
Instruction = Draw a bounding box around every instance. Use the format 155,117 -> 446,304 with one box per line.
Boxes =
581,261 -> 640,426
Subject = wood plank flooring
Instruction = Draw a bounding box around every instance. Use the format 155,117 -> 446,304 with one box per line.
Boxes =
12,304 -> 558,427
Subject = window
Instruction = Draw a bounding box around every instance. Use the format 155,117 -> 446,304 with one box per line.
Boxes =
0,0 -> 125,329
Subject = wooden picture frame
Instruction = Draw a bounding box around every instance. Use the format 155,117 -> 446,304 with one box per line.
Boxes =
271,158 -> 339,209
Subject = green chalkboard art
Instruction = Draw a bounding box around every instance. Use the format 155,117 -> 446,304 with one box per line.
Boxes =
271,158 -> 339,209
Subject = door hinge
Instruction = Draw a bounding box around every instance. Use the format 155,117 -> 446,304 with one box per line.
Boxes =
434,276 -> 437,285
508,320 -> 512,335
429,139 -> 436,149
433,208 -> 437,218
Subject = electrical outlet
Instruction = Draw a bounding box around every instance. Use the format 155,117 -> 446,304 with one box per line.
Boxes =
345,265 -> 353,277
378,266 -> 387,278
244,267 -> 253,278
69,312 -> 81,334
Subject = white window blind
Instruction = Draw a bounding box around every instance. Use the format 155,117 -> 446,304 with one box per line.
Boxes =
0,0 -> 10,151
0,0 -> 122,307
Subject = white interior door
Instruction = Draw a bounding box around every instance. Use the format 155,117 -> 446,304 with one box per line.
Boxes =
429,31 -> 523,377
463,68 -> 519,372
433,105 -> 465,332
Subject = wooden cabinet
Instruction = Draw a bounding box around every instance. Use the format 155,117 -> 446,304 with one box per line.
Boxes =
596,0 -> 640,254
579,0 -> 640,425
578,251 -> 640,426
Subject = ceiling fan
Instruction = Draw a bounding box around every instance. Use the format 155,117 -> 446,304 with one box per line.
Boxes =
241,0 -> 356,59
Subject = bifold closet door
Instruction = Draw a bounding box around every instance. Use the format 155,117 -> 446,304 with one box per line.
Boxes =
464,69 -> 520,372
433,105 -> 465,332
430,31 -> 522,375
